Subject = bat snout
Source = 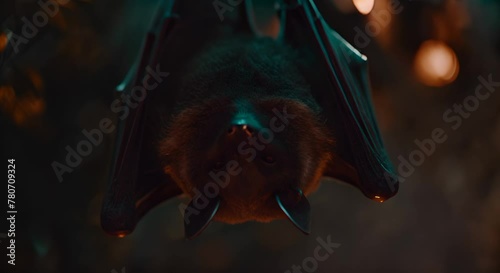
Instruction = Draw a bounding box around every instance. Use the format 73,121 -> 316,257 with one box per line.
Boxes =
225,124 -> 255,142
216,122 -> 283,169
227,124 -> 254,136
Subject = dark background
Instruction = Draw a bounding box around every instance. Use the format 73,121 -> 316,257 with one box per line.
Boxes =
0,0 -> 499,272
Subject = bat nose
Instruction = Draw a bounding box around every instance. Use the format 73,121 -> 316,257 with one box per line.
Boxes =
227,124 -> 254,137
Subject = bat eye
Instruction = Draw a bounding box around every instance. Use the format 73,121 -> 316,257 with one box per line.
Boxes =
261,155 -> 276,165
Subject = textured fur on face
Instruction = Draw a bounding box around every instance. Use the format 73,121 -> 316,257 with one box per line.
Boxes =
158,37 -> 334,223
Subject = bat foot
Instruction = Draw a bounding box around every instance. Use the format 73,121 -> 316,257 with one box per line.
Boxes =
275,188 -> 311,234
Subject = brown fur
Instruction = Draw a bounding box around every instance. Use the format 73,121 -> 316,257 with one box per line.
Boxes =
158,37 -> 334,223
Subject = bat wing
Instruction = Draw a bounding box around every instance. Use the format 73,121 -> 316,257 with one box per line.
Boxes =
100,0 -> 181,236
100,0 -> 253,236
280,0 -> 399,201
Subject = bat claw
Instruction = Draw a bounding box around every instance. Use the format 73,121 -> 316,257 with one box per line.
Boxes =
275,188 -> 311,234
184,195 -> 220,239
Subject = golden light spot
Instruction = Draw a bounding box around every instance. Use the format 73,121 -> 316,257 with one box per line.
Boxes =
374,195 -> 385,203
0,87 -> 46,127
23,95 -> 46,115
11,96 -> 45,125
414,40 -> 459,87
0,86 -> 16,107
353,0 -> 375,15
0,32 -> 7,52
26,69 -> 44,92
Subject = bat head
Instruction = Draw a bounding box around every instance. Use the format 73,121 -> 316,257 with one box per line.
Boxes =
159,97 -> 333,237
158,37 -> 334,238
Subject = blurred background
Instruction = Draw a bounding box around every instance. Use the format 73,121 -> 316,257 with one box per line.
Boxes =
0,0 -> 499,272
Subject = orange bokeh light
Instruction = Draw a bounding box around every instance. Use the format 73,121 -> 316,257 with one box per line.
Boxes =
414,40 -> 459,87
0,32 -> 8,52
0,86 -> 46,127
353,0 -> 375,15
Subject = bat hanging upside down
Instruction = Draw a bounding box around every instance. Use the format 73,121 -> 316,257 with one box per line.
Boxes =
101,0 -> 399,239
160,37 -> 334,236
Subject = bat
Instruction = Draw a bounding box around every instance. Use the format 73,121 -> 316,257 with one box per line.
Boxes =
100,0 -> 399,239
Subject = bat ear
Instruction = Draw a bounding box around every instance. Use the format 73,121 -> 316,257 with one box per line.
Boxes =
245,0 -> 283,39
184,195 -> 220,239
275,188 -> 311,234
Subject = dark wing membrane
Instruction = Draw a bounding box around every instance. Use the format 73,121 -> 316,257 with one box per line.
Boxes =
100,0 -> 181,236
101,0 -> 253,236
281,0 -> 399,201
